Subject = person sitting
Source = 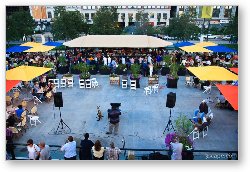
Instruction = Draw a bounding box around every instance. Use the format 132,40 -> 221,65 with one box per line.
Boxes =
194,118 -> 203,131
15,105 -> 24,120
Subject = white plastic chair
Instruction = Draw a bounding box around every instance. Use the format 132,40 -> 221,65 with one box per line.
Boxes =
79,79 -> 85,88
54,79 -> 60,88
130,80 -> 136,90
48,79 -> 54,83
67,78 -> 74,88
185,76 -> 193,86
29,116 -> 41,126
122,80 -> 128,89
203,85 -> 211,94
33,96 -> 42,104
85,79 -> 91,88
60,79 -> 66,88
144,87 -> 151,95
91,78 -> 99,88
152,84 -> 159,93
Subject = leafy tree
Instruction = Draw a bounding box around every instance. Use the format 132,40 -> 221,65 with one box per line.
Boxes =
6,10 -> 35,42
51,10 -> 88,40
90,6 -> 122,35
53,6 -> 66,17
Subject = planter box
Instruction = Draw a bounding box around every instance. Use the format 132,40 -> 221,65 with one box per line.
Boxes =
110,77 -> 120,85
167,78 -> 178,88
148,77 -> 159,85
58,66 -> 69,74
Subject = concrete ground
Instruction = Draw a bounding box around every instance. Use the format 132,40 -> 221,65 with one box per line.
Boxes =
11,75 -> 238,159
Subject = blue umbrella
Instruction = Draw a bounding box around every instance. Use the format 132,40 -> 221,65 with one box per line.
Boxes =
205,45 -> 237,52
6,45 -> 32,53
43,42 -> 63,47
174,42 -> 194,48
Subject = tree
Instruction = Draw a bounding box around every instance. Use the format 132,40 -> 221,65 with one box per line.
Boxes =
6,10 -> 35,42
53,6 -> 66,17
90,6 -> 122,35
51,10 -> 89,41
165,13 -> 200,41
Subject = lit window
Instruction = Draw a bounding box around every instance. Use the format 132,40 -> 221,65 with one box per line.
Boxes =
83,6 -> 87,9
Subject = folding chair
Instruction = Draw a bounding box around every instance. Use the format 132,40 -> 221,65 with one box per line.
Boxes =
79,79 -> 85,88
203,85 -> 211,94
122,80 -> 128,89
85,79 -> 91,88
54,79 -> 60,88
60,79 -> 67,88
185,76 -> 193,86
144,87 -> 151,95
91,78 -> 99,88
130,80 -> 136,90
67,78 -> 74,88
33,96 -> 42,104
152,84 -> 159,93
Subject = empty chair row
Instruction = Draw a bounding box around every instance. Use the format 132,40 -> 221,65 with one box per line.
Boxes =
79,78 -> 99,89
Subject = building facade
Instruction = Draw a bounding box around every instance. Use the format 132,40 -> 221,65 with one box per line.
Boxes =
29,5 -> 171,27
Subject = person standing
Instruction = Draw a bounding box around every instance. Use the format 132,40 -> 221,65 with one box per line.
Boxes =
92,140 -> 105,160
61,136 -> 77,160
79,133 -> 94,160
26,139 -> 40,160
106,105 -> 121,135
106,142 -> 121,160
170,136 -> 183,160
38,141 -> 51,160
6,124 -> 16,160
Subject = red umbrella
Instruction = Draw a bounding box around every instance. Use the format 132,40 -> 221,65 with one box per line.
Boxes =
229,68 -> 238,74
6,80 -> 20,92
216,84 -> 238,110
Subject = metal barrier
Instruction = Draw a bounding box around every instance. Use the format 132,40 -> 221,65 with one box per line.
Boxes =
8,143 -> 238,160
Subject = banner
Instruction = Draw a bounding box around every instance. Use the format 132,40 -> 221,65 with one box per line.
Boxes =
32,6 -> 47,19
201,6 -> 213,18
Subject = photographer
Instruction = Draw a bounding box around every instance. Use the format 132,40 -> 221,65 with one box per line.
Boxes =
106,105 -> 121,135
60,136 -> 77,160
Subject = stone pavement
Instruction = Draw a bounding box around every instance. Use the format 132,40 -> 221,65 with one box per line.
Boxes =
12,75 -> 238,159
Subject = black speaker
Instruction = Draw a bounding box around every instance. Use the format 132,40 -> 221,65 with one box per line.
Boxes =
166,92 -> 176,108
54,92 -> 63,107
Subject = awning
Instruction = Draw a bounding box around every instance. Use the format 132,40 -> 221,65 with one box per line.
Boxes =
63,35 -> 173,48
174,42 -> 194,48
187,66 -> 238,81
6,80 -> 20,92
205,45 -> 237,52
6,45 -> 32,53
180,45 -> 212,52
216,84 -> 238,110
229,68 -> 238,74
6,66 -> 52,81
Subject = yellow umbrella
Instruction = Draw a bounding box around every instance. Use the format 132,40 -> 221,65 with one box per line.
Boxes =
6,66 -> 52,81
187,66 -> 238,81
195,41 -> 217,47
24,45 -> 55,52
180,45 -> 212,52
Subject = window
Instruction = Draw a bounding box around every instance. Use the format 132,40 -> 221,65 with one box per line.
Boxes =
224,6 -> 232,18
157,13 -> 161,19
157,6 -> 161,9
85,13 -> 89,19
122,6 -> 126,9
137,6 -> 141,9
82,6 -> 87,9
212,6 -> 220,17
91,13 -> 95,19
152,6 -> 156,8
87,6 -> 91,9
149,13 -> 154,18
47,12 -> 52,19
163,13 -> 167,19
121,13 -> 125,21
148,6 -> 152,9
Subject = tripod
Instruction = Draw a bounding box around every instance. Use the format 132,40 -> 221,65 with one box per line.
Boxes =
54,107 -> 71,135
163,108 -> 175,135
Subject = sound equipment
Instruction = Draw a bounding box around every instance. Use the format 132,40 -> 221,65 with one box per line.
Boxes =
166,92 -> 176,108
110,103 -> 121,108
54,92 -> 63,107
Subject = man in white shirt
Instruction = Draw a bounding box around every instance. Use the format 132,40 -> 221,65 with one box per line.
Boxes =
103,56 -> 107,66
61,136 -> 77,160
170,136 -> 183,160
147,54 -> 152,64
107,56 -> 112,65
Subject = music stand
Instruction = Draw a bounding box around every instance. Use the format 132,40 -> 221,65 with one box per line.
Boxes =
163,108 -> 175,135
54,107 -> 71,135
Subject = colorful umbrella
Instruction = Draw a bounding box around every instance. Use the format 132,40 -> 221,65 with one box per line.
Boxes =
6,66 -> 52,81
216,84 -> 238,110
229,68 -> 238,74
6,80 -> 20,92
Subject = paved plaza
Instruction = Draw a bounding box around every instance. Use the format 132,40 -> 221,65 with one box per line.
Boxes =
12,75 -> 238,159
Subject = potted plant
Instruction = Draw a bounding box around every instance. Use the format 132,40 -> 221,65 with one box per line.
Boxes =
115,64 -> 127,75
177,64 -> 186,76
73,63 -> 91,80
167,57 -> 179,88
130,64 -> 141,88
165,114 -> 194,160
89,65 -> 97,75
99,65 -> 111,75
58,56 -> 69,74
161,55 -> 171,75
44,62 -> 57,81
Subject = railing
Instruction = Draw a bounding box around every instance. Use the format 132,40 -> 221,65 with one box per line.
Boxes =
9,143 -> 238,160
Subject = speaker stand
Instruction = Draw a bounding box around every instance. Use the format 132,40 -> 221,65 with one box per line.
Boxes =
163,108 -> 175,135
54,107 -> 71,135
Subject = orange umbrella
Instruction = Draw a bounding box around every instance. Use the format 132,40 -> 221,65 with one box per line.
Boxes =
229,68 -> 238,74
6,80 -> 20,92
216,84 -> 238,110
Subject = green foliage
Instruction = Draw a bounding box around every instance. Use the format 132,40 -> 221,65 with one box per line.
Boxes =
51,10 -> 88,40
54,6 -> 66,17
174,113 -> 194,137
131,64 -> 141,78
117,64 -> 126,70
163,55 -> 172,67
58,56 -> 67,66
73,63 -> 89,74
100,65 -> 109,70
165,12 -> 200,41
63,73 -> 73,77
90,6 -> 122,35
44,62 -> 54,68
6,10 -> 35,42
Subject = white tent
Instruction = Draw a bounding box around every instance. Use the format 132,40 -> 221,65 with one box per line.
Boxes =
63,35 -> 173,48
